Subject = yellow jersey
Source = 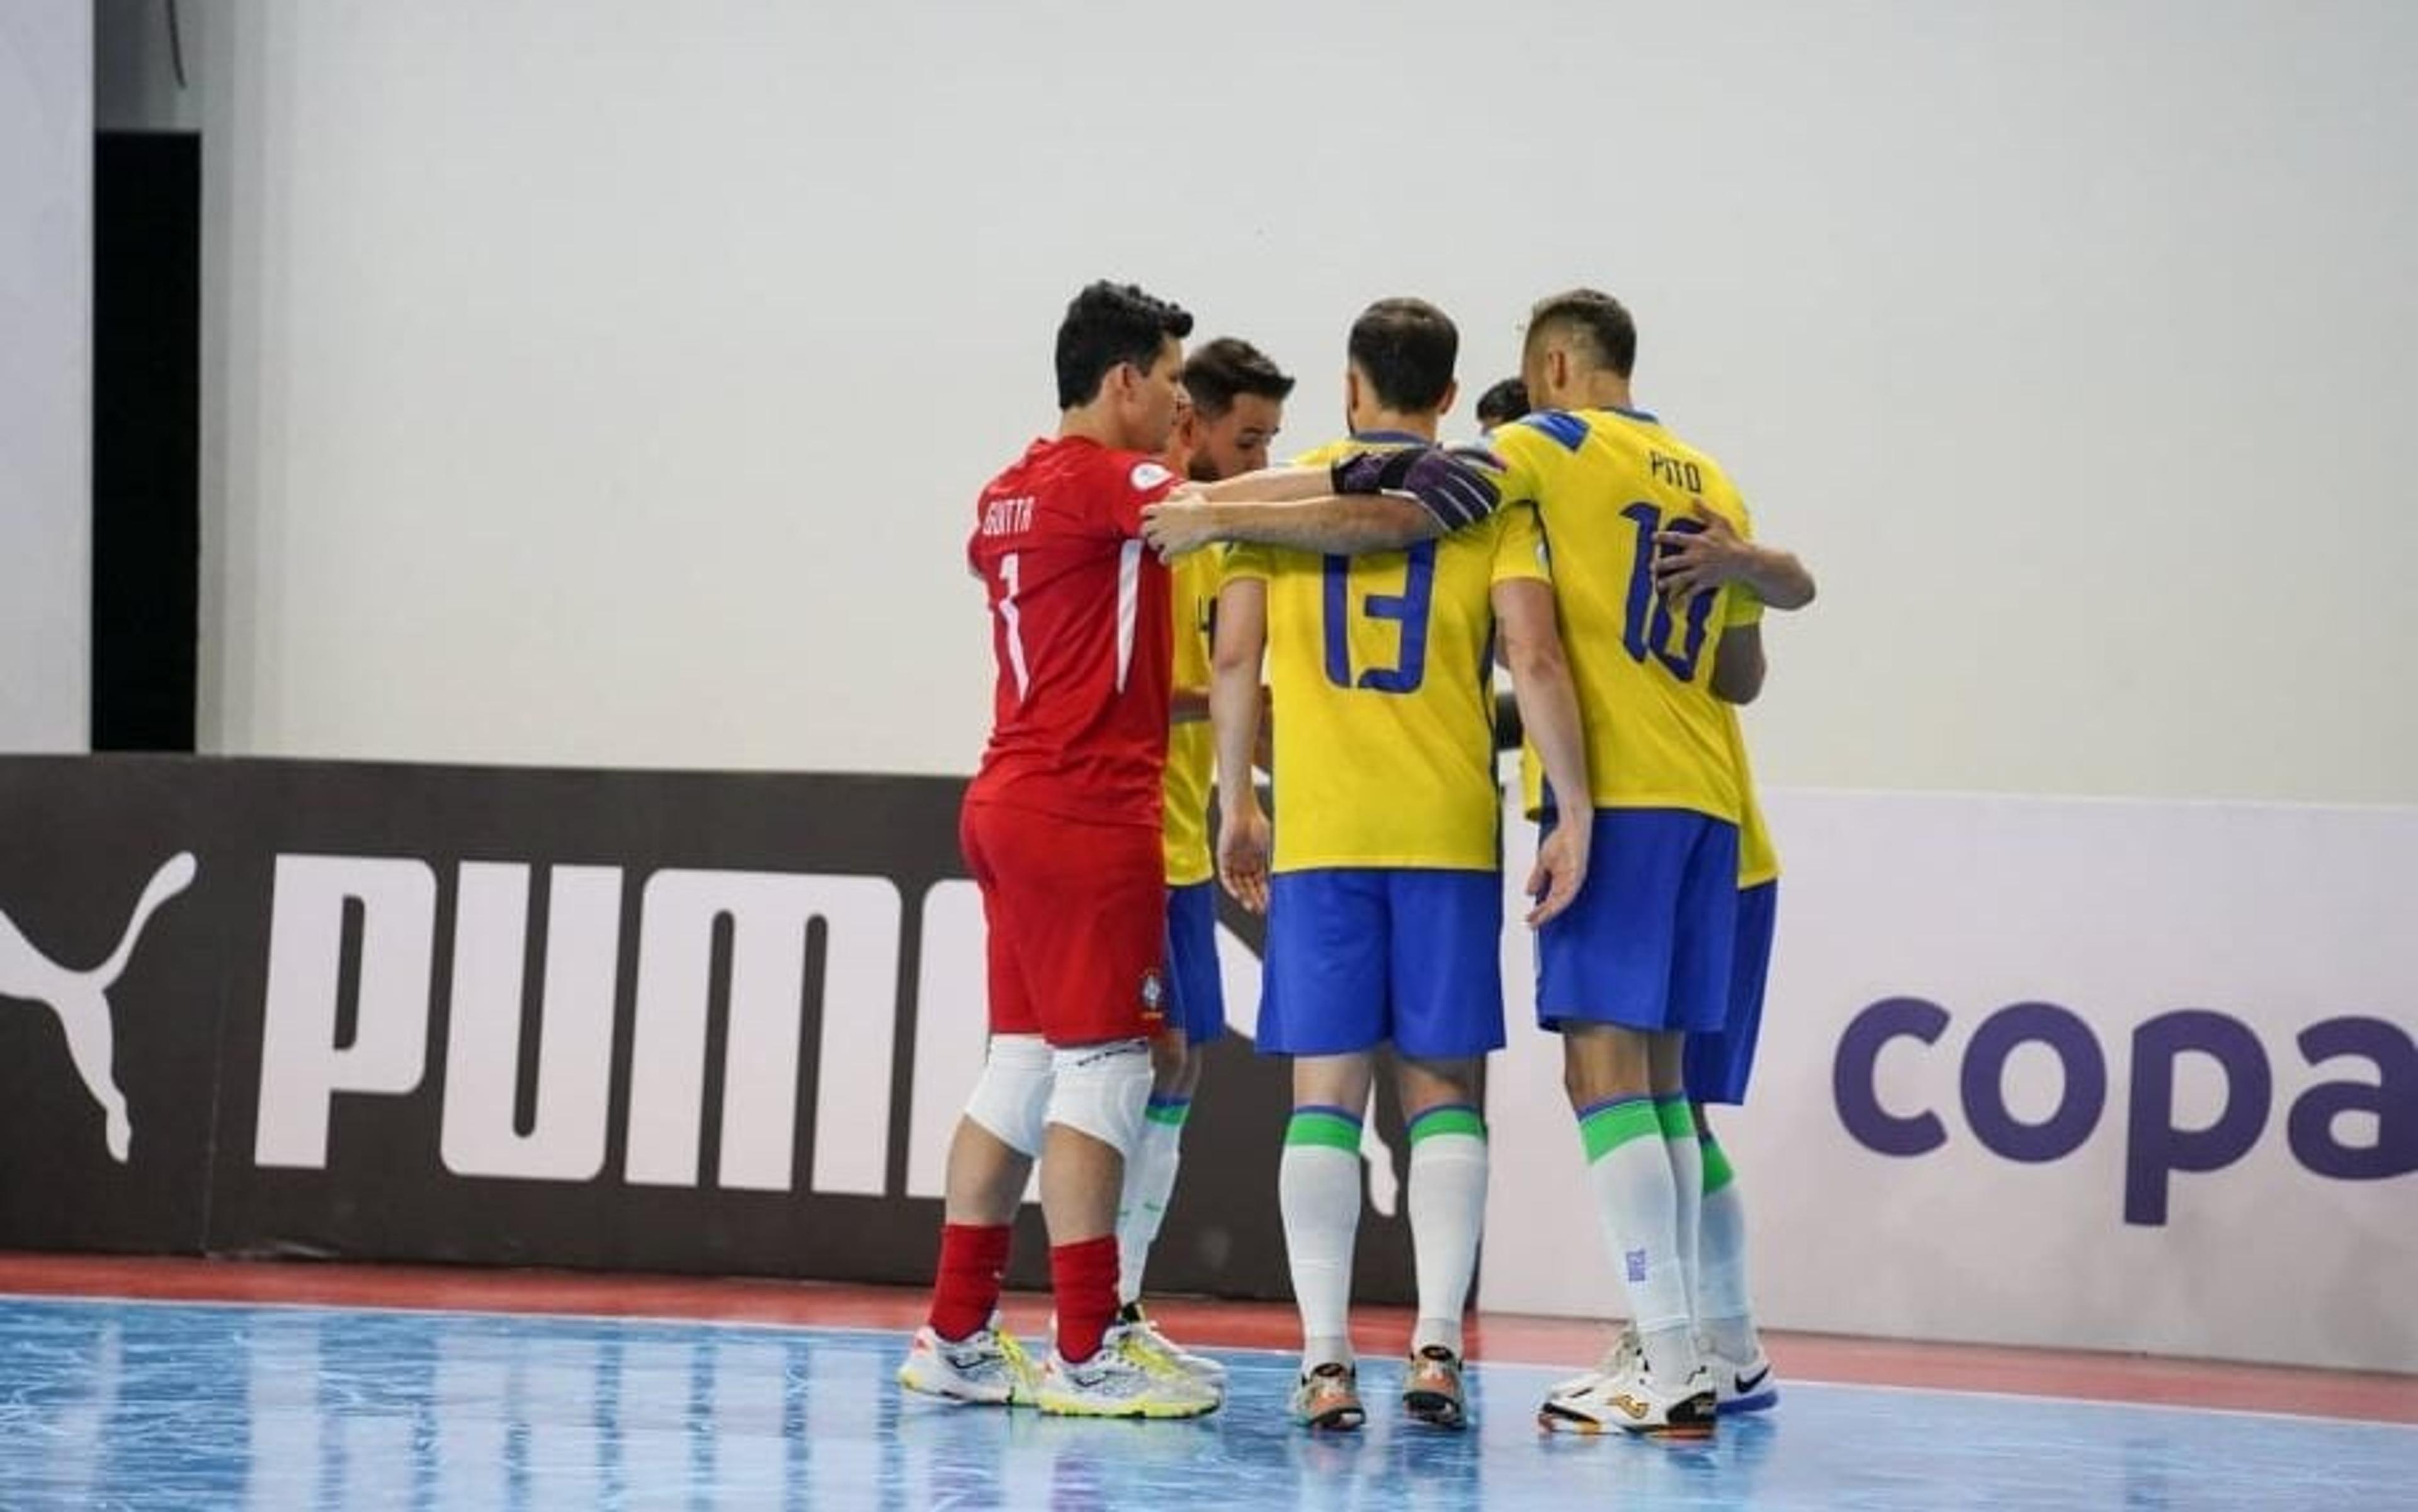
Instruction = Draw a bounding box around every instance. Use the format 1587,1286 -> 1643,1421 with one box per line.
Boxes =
1163,548 -> 1219,887
1485,407 -> 1754,824
1227,433 -> 1550,873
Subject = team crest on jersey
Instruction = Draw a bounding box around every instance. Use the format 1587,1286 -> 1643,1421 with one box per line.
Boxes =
1129,461 -> 1175,492
1138,969 -> 1167,1026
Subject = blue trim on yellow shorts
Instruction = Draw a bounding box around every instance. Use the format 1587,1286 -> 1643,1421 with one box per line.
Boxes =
1258,868 -> 1505,1059
1536,809 -> 1737,1035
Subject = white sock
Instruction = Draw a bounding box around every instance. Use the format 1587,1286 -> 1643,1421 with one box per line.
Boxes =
1281,1108 -> 1364,1369
1700,1134 -> 1761,1362
1406,1106 -> 1488,1358
1115,1098 -> 1188,1306
1579,1096 -> 1700,1382
1659,1099 -> 1704,1334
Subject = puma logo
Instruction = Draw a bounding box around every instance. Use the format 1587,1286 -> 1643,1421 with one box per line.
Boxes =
0,853 -> 197,1162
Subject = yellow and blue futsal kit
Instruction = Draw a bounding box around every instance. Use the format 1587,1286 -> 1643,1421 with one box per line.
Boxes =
1486,405 -> 1758,1037
1230,431 -> 1546,1059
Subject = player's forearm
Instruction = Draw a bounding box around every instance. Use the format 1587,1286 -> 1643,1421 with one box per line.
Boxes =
1711,624 -> 1768,705
1739,545 -> 1817,611
1209,661 -> 1263,817
1509,651 -> 1593,824
1192,496 -> 1439,555
1711,649 -> 1766,704
1194,465 -> 1332,504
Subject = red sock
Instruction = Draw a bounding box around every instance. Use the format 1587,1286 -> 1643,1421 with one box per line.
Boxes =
1051,1234 -> 1122,1363
929,1222 -> 1012,1341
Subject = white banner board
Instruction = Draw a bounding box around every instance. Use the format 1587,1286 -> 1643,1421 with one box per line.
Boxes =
1479,789 -> 2416,1373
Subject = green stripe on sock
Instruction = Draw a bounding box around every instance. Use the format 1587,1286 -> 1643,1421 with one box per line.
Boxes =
1701,1136 -> 1736,1195
1407,1107 -> 1486,1144
1285,1110 -> 1362,1152
1578,1099 -> 1660,1163
1655,1097 -> 1696,1141
1145,1100 -> 1192,1128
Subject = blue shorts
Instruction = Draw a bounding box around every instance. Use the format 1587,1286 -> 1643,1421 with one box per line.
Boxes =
1684,880 -> 1777,1104
1258,868 -> 1506,1060
1536,809 -> 1738,1035
1163,881 -> 1227,1044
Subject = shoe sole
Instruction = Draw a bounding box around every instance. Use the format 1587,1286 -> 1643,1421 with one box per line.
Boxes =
1038,1395 -> 1218,1419
1536,1390 -> 1718,1440
1293,1398 -> 1365,1432
897,1368 -> 1017,1407
1718,1387 -> 1778,1416
1403,1389 -> 1467,1430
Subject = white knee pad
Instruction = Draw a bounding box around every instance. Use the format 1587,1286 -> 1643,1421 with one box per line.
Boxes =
964,1033 -> 1053,1157
1045,1040 -> 1154,1158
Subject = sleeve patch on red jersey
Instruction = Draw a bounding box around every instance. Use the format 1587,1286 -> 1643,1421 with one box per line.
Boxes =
1129,460 -> 1176,492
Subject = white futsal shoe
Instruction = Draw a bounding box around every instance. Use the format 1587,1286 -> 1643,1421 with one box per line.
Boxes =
1119,1302 -> 1229,1388
1538,1330 -> 1717,1438
1038,1322 -> 1221,1419
898,1316 -> 1040,1407
1706,1341 -> 1779,1414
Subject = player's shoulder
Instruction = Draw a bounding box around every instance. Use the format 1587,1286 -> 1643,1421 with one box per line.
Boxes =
1653,428 -> 1748,520
1290,436 -> 1359,469
1117,452 -> 1181,499
1067,438 -> 1179,496
1060,443 -> 1184,531
1613,411 -> 1734,479
1503,409 -> 1594,453
1020,435 -> 1176,493
980,436 -> 1052,495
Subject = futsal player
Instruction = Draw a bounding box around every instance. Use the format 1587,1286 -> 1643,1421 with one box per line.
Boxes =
898,280 -> 1218,1419
1152,288 -> 1774,1438
1482,364 -> 1817,1418
1112,337 -> 1296,1386
1208,298 -> 1592,1431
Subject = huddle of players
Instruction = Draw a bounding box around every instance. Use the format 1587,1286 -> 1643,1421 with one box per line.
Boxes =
900,280 -> 1815,1437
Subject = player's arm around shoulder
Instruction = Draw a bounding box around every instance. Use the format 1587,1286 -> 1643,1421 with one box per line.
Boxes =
1653,481 -> 1818,613
1138,443 -> 1509,560
1098,453 -> 1188,538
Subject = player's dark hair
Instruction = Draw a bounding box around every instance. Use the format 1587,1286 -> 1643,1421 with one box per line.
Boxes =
1347,297 -> 1458,414
1181,337 -> 1296,420
1475,377 -> 1530,427
1056,280 -> 1195,409
1526,288 -> 1638,378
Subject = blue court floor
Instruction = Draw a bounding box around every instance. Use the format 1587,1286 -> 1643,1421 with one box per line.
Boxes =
0,1297 -> 2409,1509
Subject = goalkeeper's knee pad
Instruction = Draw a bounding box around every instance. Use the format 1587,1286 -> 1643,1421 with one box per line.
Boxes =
963,1033 -> 1052,1156
1044,1039 -> 1154,1158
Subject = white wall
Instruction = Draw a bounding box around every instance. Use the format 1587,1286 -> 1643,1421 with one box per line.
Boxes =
193,1 -> 2418,803
0,0 -> 92,753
